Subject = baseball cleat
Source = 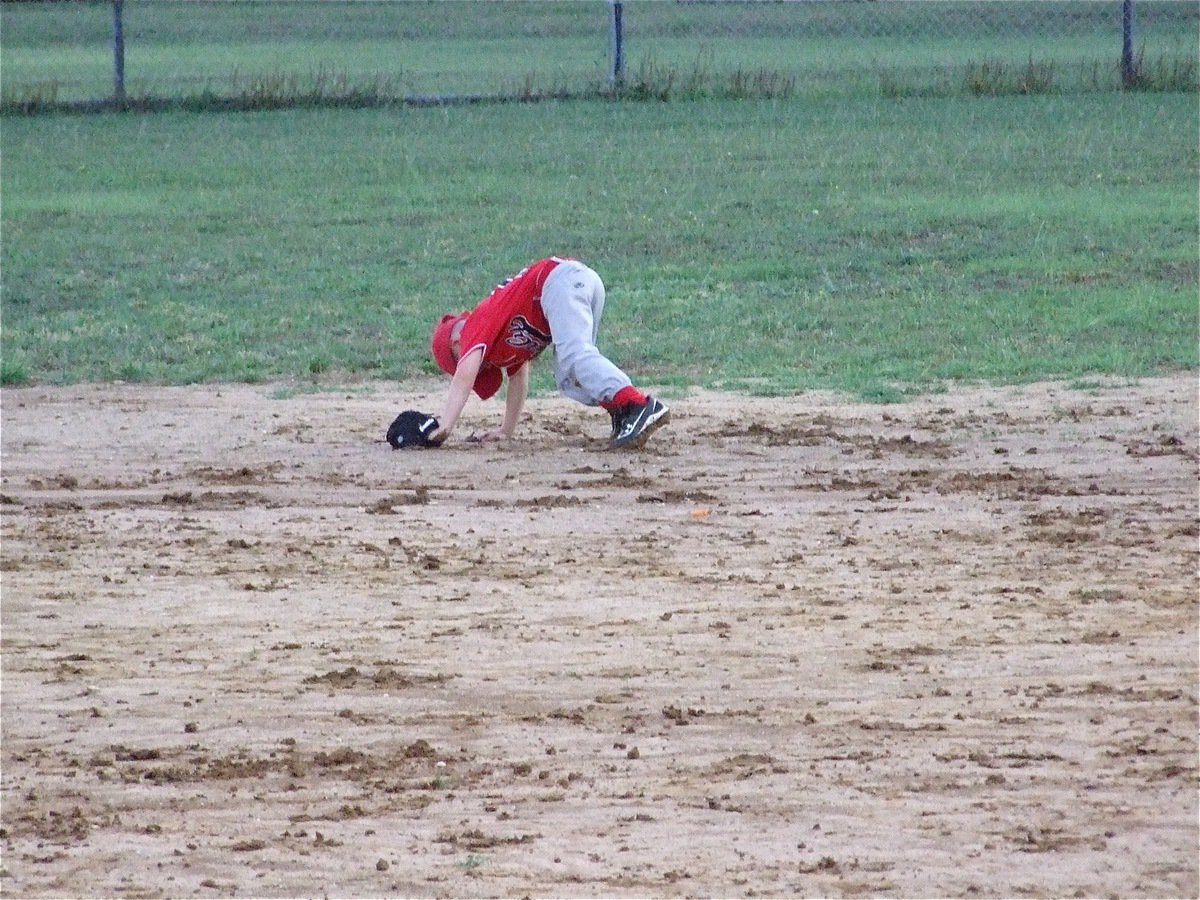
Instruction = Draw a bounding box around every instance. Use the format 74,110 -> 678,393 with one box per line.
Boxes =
609,396 -> 670,449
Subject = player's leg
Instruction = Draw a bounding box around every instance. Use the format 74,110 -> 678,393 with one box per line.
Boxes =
541,261 -> 630,406
541,261 -> 669,448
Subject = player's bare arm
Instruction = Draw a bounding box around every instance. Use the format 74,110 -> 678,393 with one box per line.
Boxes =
481,363 -> 528,442
433,344 -> 484,442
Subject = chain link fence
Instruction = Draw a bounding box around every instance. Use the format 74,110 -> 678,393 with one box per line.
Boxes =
2,0 -> 1196,111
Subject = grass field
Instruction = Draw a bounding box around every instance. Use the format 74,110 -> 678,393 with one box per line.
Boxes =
1,2 -> 1197,399
3,92 -> 1195,398
3,0 -> 1197,105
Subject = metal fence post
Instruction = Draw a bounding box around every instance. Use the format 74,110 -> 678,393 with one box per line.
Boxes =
609,1 -> 624,91
1121,0 -> 1136,87
113,0 -> 126,104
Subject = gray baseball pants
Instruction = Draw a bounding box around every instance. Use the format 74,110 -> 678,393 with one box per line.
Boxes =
540,260 -> 632,407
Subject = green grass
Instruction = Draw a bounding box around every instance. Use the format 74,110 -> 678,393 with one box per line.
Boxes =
2,88 -> 1195,398
2,0 -> 1196,108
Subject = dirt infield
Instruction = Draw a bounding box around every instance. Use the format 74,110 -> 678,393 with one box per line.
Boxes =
2,375 -> 1197,899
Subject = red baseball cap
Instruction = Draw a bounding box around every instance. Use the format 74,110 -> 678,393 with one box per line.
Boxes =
430,312 -> 503,400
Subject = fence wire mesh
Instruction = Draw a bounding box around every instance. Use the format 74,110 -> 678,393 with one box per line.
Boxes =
1,0 -> 1196,110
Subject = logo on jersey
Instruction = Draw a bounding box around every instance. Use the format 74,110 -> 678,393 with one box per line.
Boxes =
505,316 -> 551,355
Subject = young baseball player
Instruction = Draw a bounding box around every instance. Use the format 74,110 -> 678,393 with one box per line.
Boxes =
428,256 -> 669,449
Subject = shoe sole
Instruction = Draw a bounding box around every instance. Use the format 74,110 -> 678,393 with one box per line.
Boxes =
610,405 -> 671,450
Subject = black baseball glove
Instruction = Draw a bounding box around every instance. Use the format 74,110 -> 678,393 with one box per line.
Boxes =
386,410 -> 442,449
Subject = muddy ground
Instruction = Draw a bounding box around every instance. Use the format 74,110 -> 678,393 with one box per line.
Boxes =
1,375 -> 1197,899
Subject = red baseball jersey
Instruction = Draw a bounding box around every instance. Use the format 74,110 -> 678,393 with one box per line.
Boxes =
458,257 -> 562,375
